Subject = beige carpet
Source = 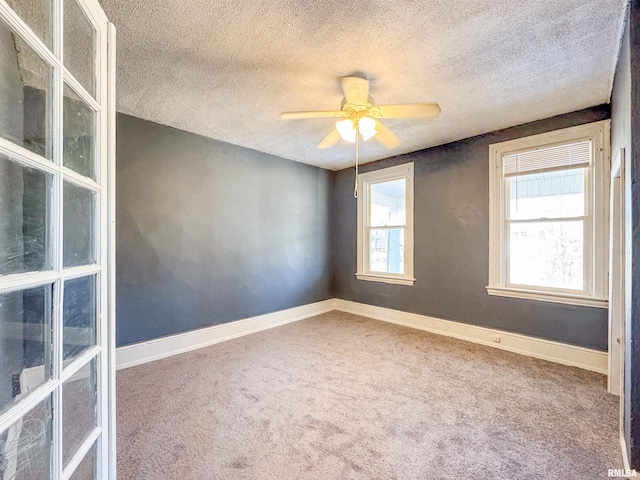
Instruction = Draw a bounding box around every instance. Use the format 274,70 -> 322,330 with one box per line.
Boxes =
117,311 -> 621,479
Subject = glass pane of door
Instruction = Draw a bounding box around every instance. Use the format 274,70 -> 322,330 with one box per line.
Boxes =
63,182 -> 95,268
4,0 -> 53,48
0,284 -> 53,416
63,83 -> 96,179
63,0 -> 96,97
0,395 -> 53,480
62,358 -> 96,466
69,442 -> 96,479
0,16 -> 53,158
63,275 -> 96,364
0,153 -> 52,275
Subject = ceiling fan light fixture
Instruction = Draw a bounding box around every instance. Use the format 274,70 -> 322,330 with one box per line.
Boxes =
281,76 -> 440,152
358,116 -> 377,141
336,119 -> 356,143
336,117 -> 377,143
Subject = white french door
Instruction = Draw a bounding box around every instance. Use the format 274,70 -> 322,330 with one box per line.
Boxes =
0,0 -> 115,478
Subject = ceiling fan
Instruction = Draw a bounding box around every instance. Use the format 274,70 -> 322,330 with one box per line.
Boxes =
280,76 -> 441,150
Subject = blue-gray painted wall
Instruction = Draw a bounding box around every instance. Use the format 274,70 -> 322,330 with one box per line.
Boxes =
116,114 -> 333,346
332,106 -> 610,351
118,107 -> 613,351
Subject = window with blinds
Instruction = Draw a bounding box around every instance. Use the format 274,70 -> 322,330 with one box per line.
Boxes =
502,140 -> 591,176
487,121 -> 609,307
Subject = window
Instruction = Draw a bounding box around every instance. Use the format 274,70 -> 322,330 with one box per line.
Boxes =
356,163 -> 414,285
487,121 -> 610,307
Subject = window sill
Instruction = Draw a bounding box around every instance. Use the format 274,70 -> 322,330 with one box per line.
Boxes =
486,286 -> 608,308
356,273 -> 415,286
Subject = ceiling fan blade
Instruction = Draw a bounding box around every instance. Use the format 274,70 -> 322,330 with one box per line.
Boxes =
280,110 -> 345,120
376,103 -> 441,119
317,128 -> 341,149
374,120 -> 401,149
341,76 -> 370,105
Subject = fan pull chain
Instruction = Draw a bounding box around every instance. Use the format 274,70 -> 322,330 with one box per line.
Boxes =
353,123 -> 360,198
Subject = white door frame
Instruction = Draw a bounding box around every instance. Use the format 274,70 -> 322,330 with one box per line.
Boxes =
608,148 -> 624,397
106,21 -> 117,480
0,0 -> 115,478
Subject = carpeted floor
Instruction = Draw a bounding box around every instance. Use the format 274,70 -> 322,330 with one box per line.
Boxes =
117,311 -> 621,479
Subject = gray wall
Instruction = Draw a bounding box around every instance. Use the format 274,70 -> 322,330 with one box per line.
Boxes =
333,106 -> 610,351
116,114 -> 333,346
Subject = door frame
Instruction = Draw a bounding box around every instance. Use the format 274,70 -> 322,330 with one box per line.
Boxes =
0,0 -> 116,478
608,148 -> 625,396
106,20 -> 117,480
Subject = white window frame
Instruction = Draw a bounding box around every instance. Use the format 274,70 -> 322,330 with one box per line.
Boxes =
356,162 -> 415,286
487,120 -> 610,308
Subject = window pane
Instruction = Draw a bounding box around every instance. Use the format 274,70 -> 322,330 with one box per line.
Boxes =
0,285 -> 53,417
64,0 -> 96,98
509,220 -> 583,290
0,154 -> 52,275
369,227 -> 404,274
63,182 -> 95,268
63,275 -> 96,364
0,394 -> 53,480
370,179 -> 405,226
0,18 -> 52,158
63,84 -> 96,179
69,441 -> 96,480
4,0 -> 53,48
508,168 -> 585,220
63,358 -> 97,467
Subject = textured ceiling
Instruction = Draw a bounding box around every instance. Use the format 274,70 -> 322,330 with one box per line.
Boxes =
99,0 -> 626,170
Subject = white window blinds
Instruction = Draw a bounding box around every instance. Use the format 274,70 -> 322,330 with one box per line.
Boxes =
502,140 -> 591,177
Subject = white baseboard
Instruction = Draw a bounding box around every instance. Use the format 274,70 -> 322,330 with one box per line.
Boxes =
621,433 -> 631,471
334,299 -> 608,374
117,298 -> 607,375
116,299 -> 335,370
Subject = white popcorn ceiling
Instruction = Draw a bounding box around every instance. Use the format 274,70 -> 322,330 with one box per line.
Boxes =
98,0 -> 626,170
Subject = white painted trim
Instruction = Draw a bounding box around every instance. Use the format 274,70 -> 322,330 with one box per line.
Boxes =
116,300 -> 336,370
609,147 -> 625,395
486,286 -> 608,308
356,162 -> 414,285
106,21 -> 117,480
488,120 -> 611,307
116,298 -> 608,375
621,433 -> 631,472
334,299 -> 608,373
355,273 -> 415,285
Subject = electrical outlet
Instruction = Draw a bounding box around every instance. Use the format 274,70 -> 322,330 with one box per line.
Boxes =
493,336 -> 501,343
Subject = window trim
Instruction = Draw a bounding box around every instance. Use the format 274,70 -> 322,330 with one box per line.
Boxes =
356,162 -> 415,286
487,121 -> 610,308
